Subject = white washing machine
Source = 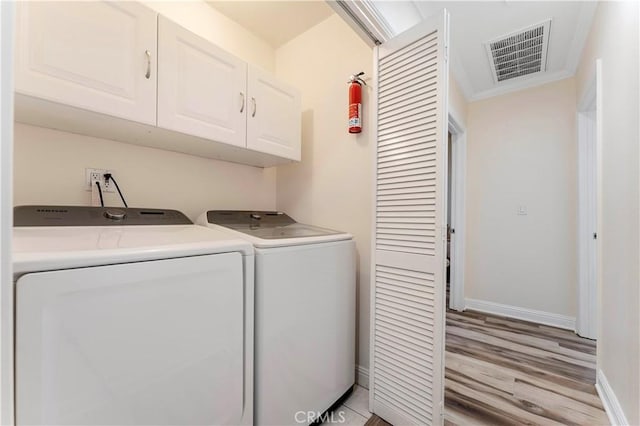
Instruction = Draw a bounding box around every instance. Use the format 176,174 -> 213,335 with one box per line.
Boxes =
198,210 -> 356,426
12,205 -> 254,426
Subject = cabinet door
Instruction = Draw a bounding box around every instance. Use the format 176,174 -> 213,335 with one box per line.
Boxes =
15,1 -> 157,125
157,16 -> 247,148
247,66 -> 301,160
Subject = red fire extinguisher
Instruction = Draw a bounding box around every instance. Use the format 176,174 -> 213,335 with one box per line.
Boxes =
348,72 -> 366,133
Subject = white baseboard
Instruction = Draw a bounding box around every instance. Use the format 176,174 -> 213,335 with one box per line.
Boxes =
596,369 -> 629,426
356,365 -> 369,390
464,298 -> 576,330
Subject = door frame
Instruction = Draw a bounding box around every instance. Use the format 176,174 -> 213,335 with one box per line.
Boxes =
576,59 -> 602,340
447,112 -> 466,312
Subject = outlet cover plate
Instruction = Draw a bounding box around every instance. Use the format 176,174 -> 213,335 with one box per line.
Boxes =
85,168 -> 115,192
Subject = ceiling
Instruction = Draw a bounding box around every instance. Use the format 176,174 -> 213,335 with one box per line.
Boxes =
369,1 -> 597,101
207,1 -> 334,48
206,1 -> 597,101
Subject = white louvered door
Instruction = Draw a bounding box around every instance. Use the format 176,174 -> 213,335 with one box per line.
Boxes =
370,10 -> 449,426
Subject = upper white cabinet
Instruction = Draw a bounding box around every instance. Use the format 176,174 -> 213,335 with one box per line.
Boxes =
14,2 -> 301,167
15,1 -> 157,125
157,16 -> 247,148
247,66 -> 301,161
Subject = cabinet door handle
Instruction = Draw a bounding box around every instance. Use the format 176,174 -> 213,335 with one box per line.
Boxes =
144,50 -> 151,79
239,92 -> 245,113
251,97 -> 256,117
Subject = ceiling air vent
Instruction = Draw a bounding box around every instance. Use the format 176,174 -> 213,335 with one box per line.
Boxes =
485,19 -> 551,83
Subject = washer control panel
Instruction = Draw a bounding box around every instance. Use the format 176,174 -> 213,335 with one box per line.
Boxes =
14,206 -> 193,226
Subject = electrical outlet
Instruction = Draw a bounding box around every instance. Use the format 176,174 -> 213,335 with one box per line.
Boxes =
85,168 -> 115,193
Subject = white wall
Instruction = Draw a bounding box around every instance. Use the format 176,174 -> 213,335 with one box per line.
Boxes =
144,0 -> 275,72
575,2 -> 639,424
274,14 -> 373,374
465,78 -> 578,318
13,124 -> 276,220
13,1 -> 278,220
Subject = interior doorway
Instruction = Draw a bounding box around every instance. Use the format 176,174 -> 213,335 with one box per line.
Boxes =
443,77 -> 606,424
447,114 -> 465,312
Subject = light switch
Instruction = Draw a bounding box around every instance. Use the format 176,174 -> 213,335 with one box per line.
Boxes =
517,205 -> 527,215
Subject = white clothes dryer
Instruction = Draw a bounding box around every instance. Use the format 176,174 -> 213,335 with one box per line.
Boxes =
12,205 -> 254,426
198,210 -> 356,426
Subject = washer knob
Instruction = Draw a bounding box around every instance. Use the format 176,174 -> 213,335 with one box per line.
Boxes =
104,209 -> 126,220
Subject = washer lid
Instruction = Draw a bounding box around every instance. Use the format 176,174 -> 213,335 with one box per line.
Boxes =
204,210 -> 352,248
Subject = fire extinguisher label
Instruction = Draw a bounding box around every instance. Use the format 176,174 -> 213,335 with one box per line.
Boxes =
348,103 -> 361,127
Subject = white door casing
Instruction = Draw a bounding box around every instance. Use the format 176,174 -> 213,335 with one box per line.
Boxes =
157,16 -> 247,148
370,10 -> 449,426
576,60 -> 602,340
577,108 -> 597,339
246,65 -> 301,161
0,2 -> 15,424
447,115 -> 466,312
15,1 -> 157,125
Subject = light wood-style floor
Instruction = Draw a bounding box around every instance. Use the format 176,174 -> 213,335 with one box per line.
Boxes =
445,309 -> 608,425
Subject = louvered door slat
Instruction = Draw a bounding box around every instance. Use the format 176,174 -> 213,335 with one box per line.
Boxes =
377,313 -> 432,342
379,108 -> 437,133
374,352 -> 433,388
379,62 -> 438,97
378,181 -> 435,192
371,9 -> 448,426
375,369 -> 434,407
376,320 -> 435,348
375,372 -> 433,409
379,159 -> 436,173
377,265 -> 435,281
375,347 -> 434,381
376,308 -> 433,335
375,390 -> 431,425
378,79 -> 437,105
379,135 -> 436,153
376,325 -> 433,354
379,120 -> 437,139
379,169 -> 435,183
379,151 -> 436,166
378,193 -> 436,201
378,32 -> 438,72
378,194 -> 436,202
379,103 -> 438,127
378,48 -> 439,84
379,101 -> 437,127
379,85 -> 438,114
378,193 -> 435,203
377,218 -> 435,226
380,332 -> 436,376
